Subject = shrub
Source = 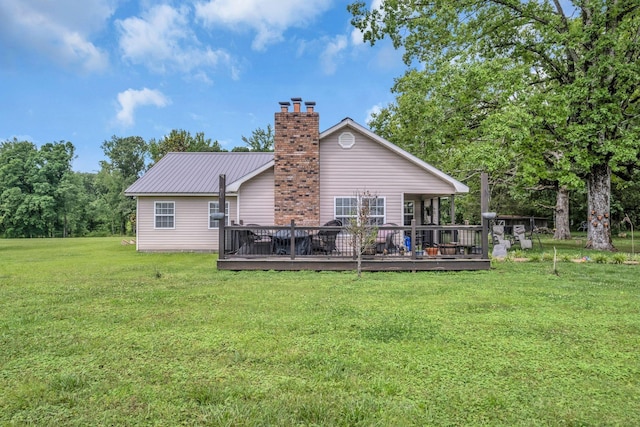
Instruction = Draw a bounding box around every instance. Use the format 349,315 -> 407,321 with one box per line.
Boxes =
592,253 -> 609,264
528,253 -> 542,262
611,253 -> 628,264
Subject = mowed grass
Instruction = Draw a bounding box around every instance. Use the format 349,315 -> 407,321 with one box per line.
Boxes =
1,238 -> 639,426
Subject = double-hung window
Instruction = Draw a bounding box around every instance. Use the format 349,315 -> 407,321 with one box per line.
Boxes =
404,201 -> 415,226
209,201 -> 229,228
155,202 -> 175,229
335,196 -> 385,226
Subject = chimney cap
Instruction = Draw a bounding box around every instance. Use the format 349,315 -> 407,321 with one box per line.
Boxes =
279,101 -> 291,106
291,97 -> 302,102
304,101 -> 316,106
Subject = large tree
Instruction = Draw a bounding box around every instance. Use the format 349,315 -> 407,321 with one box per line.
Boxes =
148,129 -> 225,165
350,0 -> 640,250
100,136 -> 147,235
0,139 -> 76,237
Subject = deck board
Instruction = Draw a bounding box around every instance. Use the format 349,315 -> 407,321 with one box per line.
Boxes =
217,257 -> 490,271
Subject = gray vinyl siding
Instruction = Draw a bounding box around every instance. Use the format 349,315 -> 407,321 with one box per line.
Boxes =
136,196 -> 237,251
236,167 -> 275,225
319,130 -> 457,225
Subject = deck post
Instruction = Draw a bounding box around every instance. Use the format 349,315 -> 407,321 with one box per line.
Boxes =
290,220 -> 296,260
411,219 -> 417,259
218,174 -> 226,260
481,172 -> 489,259
450,194 -> 455,225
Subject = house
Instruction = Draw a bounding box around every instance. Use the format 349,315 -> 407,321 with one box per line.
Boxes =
125,98 -> 469,252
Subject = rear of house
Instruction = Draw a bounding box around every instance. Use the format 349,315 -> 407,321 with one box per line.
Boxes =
125,98 -> 468,252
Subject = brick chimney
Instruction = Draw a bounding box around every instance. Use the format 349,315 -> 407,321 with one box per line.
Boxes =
274,98 -> 320,226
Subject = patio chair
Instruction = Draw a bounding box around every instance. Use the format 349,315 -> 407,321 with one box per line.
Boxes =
234,229 -> 258,254
513,224 -> 532,249
375,223 -> 401,254
492,222 -> 512,249
311,219 -> 343,255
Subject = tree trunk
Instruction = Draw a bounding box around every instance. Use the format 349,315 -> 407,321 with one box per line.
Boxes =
586,163 -> 614,250
553,185 -> 571,240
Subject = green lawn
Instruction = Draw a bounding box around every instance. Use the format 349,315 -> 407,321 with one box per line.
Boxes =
1,238 -> 639,426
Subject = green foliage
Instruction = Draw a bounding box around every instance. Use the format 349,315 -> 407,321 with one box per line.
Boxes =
148,129 -> 225,165
1,238 -> 639,425
611,253 -> 628,264
350,0 -> 640,250
100,135 -> 146,181
592,253 -> 610,264
241,124 -> 274,152
0,139 -> 76,237
99,136 -> 148,235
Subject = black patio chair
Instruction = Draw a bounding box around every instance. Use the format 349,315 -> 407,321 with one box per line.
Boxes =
234,228 -> 258,254
312,219 -> 343,255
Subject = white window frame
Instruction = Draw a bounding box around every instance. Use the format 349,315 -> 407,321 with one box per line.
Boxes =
209,201 -> 230,229
404,200 -> 415,226
154,201 -> 175,229
334,196 -> 386,226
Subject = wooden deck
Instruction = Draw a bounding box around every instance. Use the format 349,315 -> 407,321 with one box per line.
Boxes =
218,256 -> 490,271
216,222 -> 491,272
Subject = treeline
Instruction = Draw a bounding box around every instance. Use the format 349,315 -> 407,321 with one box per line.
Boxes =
0,127 -> 273,238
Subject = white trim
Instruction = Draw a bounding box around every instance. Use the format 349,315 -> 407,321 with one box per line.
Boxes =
135,198 -> 140,250
208,200 -> 230,229
126,192 -> 237,197
334,195 -> 386,225
321,118 -> 469,193
154,201 -> 175,230
404,199 -> 415,226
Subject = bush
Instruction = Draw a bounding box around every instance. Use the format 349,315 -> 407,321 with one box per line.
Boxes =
592,253 -> 609,264
611,253 -> 628,264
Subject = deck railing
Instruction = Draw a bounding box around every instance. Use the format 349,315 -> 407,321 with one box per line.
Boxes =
222,222 -> 485,260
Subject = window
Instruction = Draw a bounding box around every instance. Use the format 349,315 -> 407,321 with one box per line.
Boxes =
155,202 -> 175,229
335,196 -> 385,226
209,201 -> 229,228
404,201 -> 414,226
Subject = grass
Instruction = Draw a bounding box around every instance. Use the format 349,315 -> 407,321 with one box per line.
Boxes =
1,237 -> 639,426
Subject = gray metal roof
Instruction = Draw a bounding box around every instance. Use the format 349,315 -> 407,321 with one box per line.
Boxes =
125,152 -> 274,195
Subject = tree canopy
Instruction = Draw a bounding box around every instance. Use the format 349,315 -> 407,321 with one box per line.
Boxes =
350,0 -> 640,250
148,129 -> 225,165
240,124 -> 274,152
0,139 -> 76,237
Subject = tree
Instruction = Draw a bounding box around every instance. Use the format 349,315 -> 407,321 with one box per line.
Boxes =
148,129 -> 226,165
350,0 -> 640,250
101,135 -> 147,180
344,190 -> 380,278
0,139 -> 76,237
100,136 -> 148,235
241,124 -> 274,152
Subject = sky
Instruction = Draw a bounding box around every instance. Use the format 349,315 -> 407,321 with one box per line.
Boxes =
0,0 -> 405,173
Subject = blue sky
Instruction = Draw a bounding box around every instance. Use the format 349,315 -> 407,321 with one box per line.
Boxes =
0,0 -> 404,172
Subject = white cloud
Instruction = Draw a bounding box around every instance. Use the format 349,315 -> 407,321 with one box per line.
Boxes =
0,0 -> 112,71
365,103 -> 383,125
320,35 -> 348,75
195,0 -> 333,51
115,88 -> 170,127
117,4 -> 234,77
